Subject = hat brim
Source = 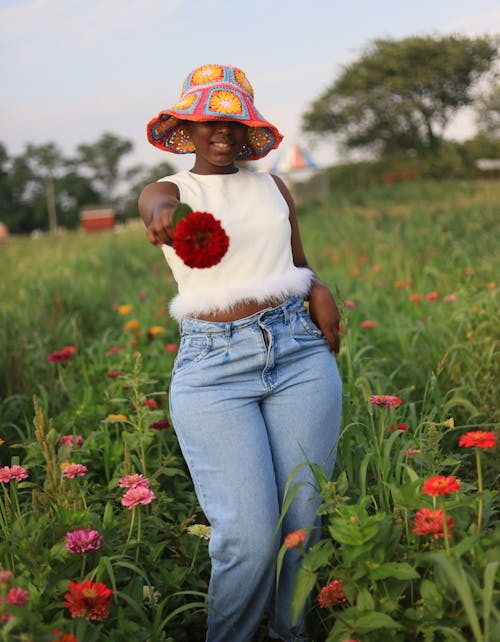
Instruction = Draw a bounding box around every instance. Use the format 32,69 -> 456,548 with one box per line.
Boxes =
147,111 -> 283,161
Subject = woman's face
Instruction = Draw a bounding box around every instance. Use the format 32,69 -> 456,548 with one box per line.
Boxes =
187,120 -> 248,174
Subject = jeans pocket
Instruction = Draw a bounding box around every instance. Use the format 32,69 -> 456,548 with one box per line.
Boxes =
173,335 -> 212,375
297,313 -> 324,339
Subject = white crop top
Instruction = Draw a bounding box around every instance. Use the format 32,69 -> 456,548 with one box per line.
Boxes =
158,168 -> 313,321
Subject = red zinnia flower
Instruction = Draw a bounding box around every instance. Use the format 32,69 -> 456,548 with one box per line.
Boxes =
49,351 -> 72,363
458,431 -> 496,449
389,423 -> 408,432
150,419 -> 171,430
425,291 -> 439,301
370,394 -> 403,408
173,211 -> 229,269
422,475 -> 461,496
412,507 -> 454,540
284,529 -> 306,549
317,579 -> 347,608
64,579 -> 113,621
52,631 -> 79,642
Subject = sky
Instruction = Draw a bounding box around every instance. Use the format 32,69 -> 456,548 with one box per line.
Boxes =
1,0 -> 499,174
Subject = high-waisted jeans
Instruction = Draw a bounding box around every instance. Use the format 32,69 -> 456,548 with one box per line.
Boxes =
169,297 -> 342,642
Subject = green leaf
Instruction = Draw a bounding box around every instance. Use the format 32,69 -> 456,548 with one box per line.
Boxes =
353,611 -> 403,632
291,566 -> 316,625
356,587 -> 375,611
421,578 -> 444,618
369,562 -> 420,581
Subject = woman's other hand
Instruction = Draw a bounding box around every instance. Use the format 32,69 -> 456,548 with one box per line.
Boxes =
309,282 -> 341,354
138,182 -> 180,247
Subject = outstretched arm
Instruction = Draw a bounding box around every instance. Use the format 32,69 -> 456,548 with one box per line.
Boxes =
138,181 -> 180,247
272,175 -> 340,354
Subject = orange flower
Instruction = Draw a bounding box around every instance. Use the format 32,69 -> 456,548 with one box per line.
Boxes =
443,293 -> 457,302
147,325 -> 165,338
394,280 -> 411,289
485,282 -> 496,289
425,291 -> 439,301
61,345 -> 79,355
52,631 -> 79,642
412,507 -> 454,539
422,475 -> 461,496
117,304 -> 133,315
124,319 -> 140,331
284,529 -> 306,549
106,413 -> 128,422
458,431 -> 496,449
360,320 -> 377,329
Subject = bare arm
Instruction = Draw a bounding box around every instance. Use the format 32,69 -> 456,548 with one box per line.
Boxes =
272,175 -> 340,354
138,181 -> 180,247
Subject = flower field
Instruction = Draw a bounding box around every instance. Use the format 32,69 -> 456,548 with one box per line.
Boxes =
0,179 -> 498,641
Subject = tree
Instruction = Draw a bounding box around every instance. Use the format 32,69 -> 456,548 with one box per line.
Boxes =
302,35 -> 499,157
76,132 -> 134,202
475,82 -> 500,139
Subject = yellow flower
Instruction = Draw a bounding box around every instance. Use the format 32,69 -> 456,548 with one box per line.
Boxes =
0,438 -> 5,446
466,331 -> 473,340
107,413 -> 128,422
124,319 -> 141,331
187,524 -> 211,540
486,282 -> 496,289
443,417 -> 455,429
60,462 -> 71,470
148,325 -> 165,336
117,304 -> 133,315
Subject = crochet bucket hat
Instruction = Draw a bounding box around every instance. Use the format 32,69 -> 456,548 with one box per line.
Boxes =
147,64 -> 283,161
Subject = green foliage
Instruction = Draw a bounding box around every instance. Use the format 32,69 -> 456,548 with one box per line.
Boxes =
0,180 -> 498,640
303,34 -> 499,156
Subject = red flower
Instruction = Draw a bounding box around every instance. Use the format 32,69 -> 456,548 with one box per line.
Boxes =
63,579 -> 113,621
317,579 -> 347,608
52,631 -> 79,642
412,507 -> 454,540
150,419 -> 171,430
6,587 -> 29,607
49,351 -> 72,363
389,423 -> 408,432
173,211 -> 229,269
360,320 -> 377,329
422,475 -> 461,496
284,529 -> 306,549
425,291 -> 439,301
458,431 -> 496,449
105,370 -> 125,378
370,394 -> 403,408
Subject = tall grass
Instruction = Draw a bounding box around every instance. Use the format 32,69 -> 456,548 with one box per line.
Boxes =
0,180 -> 498,640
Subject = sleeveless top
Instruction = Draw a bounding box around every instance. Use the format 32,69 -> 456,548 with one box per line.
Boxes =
158,168 -> 313,321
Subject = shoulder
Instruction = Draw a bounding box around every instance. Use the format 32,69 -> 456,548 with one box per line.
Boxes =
269,173 -> 294,210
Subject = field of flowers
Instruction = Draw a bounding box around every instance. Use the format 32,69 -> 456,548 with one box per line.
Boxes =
0,179 -> 498,641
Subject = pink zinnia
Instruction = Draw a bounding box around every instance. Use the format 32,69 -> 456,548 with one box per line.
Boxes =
118,473 -> 150,489
0,465 -> 28,483
65,529 -> 103,554
7,587 -> 29,607
62,463 -> 88,479
60,435 -> 83,450
121,486 -> 156,509
0,570 -> 13,585
370,394 -> 403,408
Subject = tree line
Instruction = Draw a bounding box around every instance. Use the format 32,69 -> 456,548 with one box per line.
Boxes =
0,134 -> 174,234
1,34 -> 498,234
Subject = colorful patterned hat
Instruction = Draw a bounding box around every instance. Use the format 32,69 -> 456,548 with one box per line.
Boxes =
147,64 -> 283,161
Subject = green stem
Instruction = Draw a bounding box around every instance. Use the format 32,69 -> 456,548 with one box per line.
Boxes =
127,506 -> 136,544
441,501 -> 451,557
135,508 -> 142,562
475,448 -> 484,534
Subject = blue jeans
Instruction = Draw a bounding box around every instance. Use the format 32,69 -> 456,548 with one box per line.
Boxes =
169,297 -> 342,642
